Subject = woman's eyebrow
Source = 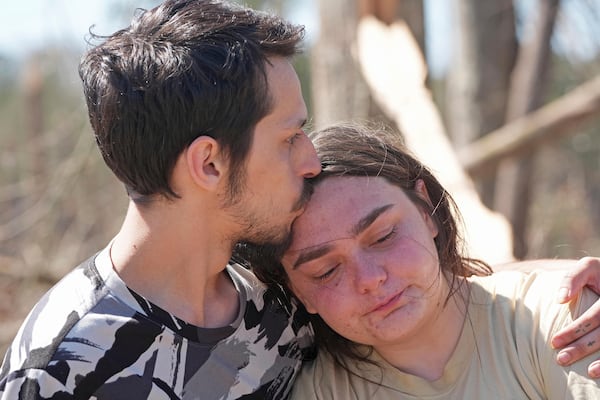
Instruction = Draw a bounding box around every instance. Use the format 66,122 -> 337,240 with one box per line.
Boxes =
351,204 -> 394,236
292,244 -> 333,269
291,204 -> 394,269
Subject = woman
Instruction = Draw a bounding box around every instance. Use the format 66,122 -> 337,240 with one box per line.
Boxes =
251,123 -> 600,399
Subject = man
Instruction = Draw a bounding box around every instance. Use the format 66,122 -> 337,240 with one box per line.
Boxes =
0,1 -> 319,398
1,1 -> 600,399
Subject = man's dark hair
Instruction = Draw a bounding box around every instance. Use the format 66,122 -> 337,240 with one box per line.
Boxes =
79,0 -> 304,201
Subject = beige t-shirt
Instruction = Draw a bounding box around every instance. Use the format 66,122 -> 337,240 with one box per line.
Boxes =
291,270 -> 600,399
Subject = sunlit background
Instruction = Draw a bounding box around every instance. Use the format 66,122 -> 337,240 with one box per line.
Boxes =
1,0 -> 600,354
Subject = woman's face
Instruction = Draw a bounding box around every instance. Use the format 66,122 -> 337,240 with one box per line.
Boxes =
281,176 -> 446,349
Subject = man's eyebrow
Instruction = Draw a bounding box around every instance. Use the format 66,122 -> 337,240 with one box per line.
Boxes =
292,204 -> 394,269
285,116 -> 307,129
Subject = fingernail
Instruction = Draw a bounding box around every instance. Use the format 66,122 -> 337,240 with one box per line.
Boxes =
589,362 -> 600,379
557,351 -> 571,366
557,288 -> 569,303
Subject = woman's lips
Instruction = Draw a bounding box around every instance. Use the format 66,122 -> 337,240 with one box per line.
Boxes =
369,290 -> 405,314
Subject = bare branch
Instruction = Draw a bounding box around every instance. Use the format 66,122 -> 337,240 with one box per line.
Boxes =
0,130 -> 96,242
459,74 -> 600,176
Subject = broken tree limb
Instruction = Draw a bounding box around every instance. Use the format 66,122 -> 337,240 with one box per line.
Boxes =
356,16 -> 515,264
459,74 -> 600,177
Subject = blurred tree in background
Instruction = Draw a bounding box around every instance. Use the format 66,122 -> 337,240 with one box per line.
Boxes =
0,0 -> 159,354
1,0 -> 599,355
312,0 -> 600,261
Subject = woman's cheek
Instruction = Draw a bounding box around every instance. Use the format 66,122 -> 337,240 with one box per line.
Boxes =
316,286 -> 355,319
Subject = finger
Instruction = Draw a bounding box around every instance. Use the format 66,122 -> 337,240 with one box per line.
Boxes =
556,270 -> 585,304
557,257 -> 600,304
589,360 -> 600,379
554,321 -> 600,368
552,300 -> 600,349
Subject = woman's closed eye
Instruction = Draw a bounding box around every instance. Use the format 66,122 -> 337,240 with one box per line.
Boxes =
372,226 -> 397,247
314,263 -> 340,282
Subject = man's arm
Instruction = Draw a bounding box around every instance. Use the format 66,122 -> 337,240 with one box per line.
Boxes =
493,258 -> 587,273
494,257 -> 600,378
551,257 -> 600,378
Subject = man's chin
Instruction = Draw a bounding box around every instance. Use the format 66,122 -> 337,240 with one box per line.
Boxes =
238,221 -> 288,245
292,182 -> 314,215
260,227 -> 292,249
244,229 -> 292,259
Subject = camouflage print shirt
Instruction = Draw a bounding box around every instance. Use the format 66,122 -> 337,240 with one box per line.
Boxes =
0,247 -> 315,399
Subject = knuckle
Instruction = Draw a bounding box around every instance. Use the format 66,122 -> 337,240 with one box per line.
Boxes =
571,341 -> 595,357
579,256 -> 600,269
588,312 -> 600,327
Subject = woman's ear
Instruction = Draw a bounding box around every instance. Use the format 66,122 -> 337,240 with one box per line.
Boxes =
185,136 -> 227,191
414,179 -> 439,238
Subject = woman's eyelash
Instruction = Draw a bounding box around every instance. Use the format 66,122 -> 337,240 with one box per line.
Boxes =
375,227 -> 397,244
312,228 -> 397,281
315,265 -> 338,281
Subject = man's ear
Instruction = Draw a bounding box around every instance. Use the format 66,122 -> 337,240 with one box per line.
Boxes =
185,136 -> 227,191
414,179 -> 439,239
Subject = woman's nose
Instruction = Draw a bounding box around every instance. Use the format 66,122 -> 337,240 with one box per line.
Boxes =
351,254 -> 387,293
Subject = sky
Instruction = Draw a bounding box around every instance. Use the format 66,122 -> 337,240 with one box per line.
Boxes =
0,0 -> 159,58
1,1 -> 597,79
0,0 -> 317,57
0,0 -> 451,77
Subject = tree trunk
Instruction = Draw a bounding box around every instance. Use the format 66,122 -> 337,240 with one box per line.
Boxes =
447,0 -> 516,146
494,0 -> 560,258
311,0 -> 368,128
446,0 -> 517,206
312,0 -> 425,129
356,16 -> 514,263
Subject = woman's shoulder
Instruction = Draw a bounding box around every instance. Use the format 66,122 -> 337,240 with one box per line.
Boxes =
291,349 -> 383,400
468,269 -> 567,303
468,269 -> 598,340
